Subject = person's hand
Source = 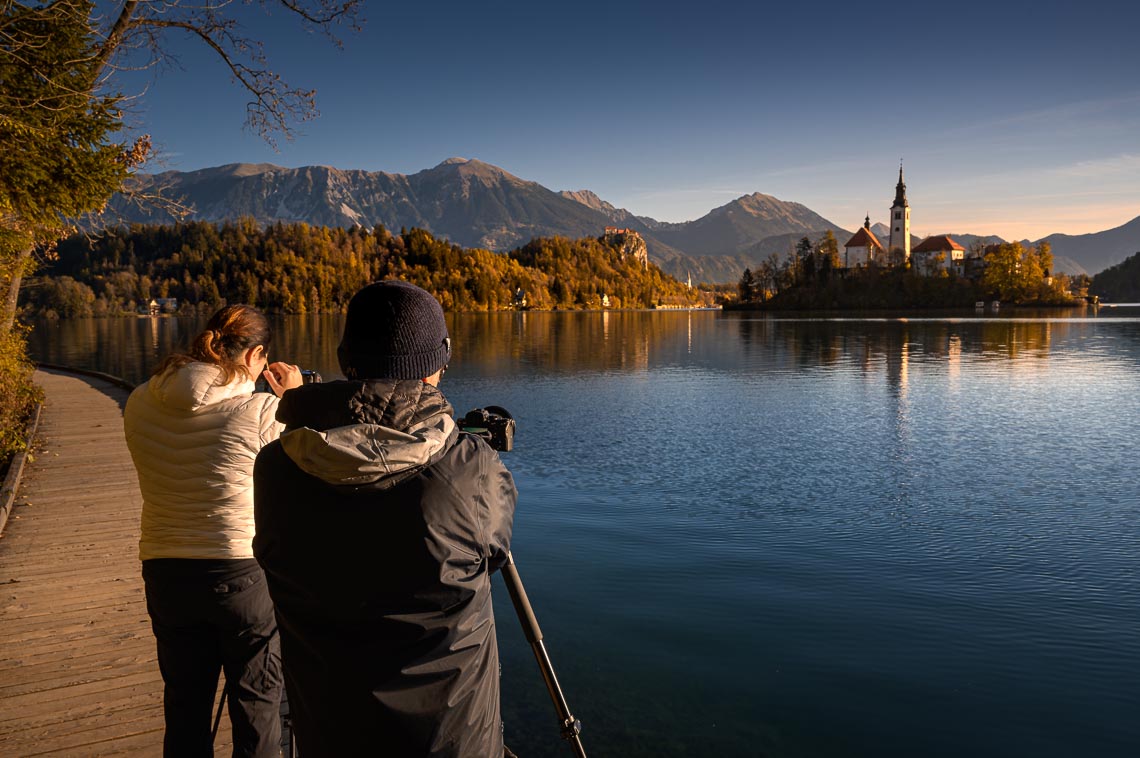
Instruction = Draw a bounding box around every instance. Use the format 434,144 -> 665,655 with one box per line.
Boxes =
264,362 -> 303,397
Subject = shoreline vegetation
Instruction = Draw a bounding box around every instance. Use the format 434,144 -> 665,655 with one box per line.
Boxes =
18,221 -> 716,319
0,326 -> 43,479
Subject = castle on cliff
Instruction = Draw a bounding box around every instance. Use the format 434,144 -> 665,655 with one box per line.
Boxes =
602,226 -> 648,269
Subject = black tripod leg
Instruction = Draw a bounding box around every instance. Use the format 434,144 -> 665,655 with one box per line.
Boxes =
500,552 -> 587,757
212,680 -> 228,743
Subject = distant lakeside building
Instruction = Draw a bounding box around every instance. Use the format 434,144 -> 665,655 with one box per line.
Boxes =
143,297 -> 179,315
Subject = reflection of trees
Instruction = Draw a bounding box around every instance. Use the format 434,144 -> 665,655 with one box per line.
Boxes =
971,320 -> 1053,361
453,312 -> 715,376
269,314 -> 344,379
29,312 -> 733,383
27,317 -> 200,385
28,315 -> 346,385
722,314 -> 1066,381
734,316 -> 772,353
736,317 -> 848,372
31,311 -> 1140,389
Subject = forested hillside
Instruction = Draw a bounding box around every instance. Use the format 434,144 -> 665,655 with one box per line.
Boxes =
1090,251 -> 1140,302
20,220 -> 702,317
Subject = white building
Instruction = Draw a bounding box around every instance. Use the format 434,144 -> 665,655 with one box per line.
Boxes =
843,216 -> 885,268
912,235 -> 966,275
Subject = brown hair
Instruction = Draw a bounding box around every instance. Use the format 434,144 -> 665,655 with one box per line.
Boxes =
153,305 -> 272,384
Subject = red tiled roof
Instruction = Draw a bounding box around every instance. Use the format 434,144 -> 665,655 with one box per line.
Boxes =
912,235 -> 965,253
844,227 -> 883,250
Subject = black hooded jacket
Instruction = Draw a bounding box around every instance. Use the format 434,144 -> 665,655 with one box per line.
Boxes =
252,379 -> 516,757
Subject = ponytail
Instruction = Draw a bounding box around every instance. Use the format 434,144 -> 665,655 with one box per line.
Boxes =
153,305 -> 272,384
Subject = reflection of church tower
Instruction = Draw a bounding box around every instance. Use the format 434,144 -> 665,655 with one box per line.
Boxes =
884,327 -> 910,401
948,333 -> 961,389
888,164 -> 911,264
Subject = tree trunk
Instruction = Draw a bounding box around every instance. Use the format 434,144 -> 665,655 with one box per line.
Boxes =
1,245 -> 34,335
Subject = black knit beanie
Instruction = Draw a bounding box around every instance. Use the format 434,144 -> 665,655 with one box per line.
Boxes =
337,281 -> 452,380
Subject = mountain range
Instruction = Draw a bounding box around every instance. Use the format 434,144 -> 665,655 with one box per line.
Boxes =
109,158 -> 1139,281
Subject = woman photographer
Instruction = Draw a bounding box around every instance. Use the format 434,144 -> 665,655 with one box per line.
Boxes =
123,304 -> 302,757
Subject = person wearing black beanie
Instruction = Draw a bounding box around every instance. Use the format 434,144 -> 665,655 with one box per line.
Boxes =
253,280 -> 518,757
337,280 -> 453,382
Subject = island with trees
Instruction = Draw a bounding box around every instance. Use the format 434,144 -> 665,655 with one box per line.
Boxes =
731,232 -> 1082,310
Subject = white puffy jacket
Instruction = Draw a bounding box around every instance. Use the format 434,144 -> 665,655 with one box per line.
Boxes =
124,361 -> 283,560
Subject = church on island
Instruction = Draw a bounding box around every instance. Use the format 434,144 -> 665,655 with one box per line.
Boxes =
842,167 -> 971,277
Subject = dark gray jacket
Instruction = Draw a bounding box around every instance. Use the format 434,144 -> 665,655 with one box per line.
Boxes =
253,379 -> 516,758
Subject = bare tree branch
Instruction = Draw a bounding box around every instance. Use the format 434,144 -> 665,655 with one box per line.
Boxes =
273,0 -> 357,26
131,16 -> 314,143
92,0 -> 364,144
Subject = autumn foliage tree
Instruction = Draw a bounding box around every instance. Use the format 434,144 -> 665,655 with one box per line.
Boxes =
0,0 -> 139,462
0,0 -> 143,333
22,223 -> 701,317
1,0 -> 362,466
981,242 -> 1058,303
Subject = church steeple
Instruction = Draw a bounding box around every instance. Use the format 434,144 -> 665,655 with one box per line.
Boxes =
893,163 -> 908,208
864,214 -> 871,230
888,162 -> 911,263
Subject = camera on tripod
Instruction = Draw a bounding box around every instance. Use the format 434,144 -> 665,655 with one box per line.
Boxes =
458,406 -> 515,452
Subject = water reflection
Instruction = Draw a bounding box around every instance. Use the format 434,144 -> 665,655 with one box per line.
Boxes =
23,308 -> 1140,758
727,312 -> 1140,377
26,309 -> 1140,386
30,317 -> 200,385
456,311 -> 664,376
948,334 -> 961,389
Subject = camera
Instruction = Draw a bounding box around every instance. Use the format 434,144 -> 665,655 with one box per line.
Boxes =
458,406 -> 515,452
301,369 -> 322,384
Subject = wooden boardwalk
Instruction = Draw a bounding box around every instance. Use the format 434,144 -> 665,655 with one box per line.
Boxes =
0,369 -> 232,756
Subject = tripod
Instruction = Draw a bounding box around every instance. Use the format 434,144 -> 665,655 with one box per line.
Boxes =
501,551 -> 587,757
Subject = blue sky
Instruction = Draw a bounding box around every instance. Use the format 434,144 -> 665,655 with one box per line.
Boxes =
112,0 -> 1140,241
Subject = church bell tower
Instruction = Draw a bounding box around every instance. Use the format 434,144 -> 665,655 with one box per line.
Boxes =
888,164 -> 911,265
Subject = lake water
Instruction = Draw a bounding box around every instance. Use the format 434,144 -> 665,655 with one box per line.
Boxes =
28,309 -> 1140,757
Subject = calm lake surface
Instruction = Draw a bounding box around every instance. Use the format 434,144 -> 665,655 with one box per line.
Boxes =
28,309 -> 1140,757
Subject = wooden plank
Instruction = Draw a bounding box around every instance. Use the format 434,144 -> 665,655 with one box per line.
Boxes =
0,697 -> 165,736
0,676 -> 164,726
0,621 -> 152,661
0,371 -> 235,755
0,610 -> 150,646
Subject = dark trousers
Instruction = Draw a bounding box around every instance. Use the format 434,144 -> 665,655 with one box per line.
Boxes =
142,558 -> 283,758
